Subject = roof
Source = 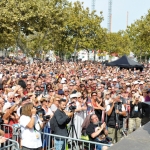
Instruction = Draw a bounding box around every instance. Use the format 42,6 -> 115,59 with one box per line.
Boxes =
106,55 -> 143,69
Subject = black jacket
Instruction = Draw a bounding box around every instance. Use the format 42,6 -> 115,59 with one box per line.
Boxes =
130,101 -> 142,118
54,109 -> 71,137
107,102 -> 124,129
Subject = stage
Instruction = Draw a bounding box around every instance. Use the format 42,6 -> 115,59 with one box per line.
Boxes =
109,121 -> 150,150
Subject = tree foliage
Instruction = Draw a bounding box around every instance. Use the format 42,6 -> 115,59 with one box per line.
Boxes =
0,0 -> 136,58
127,10 -> 150,58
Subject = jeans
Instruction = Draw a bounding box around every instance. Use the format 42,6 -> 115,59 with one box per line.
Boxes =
54,139 -> 65,150
96,144 -> 102,150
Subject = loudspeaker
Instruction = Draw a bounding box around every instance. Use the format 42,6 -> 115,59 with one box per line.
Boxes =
141,102 -> 150,125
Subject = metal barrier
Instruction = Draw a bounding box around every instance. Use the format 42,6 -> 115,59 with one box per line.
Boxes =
0,138 -> 20,150
41,131 -> 111,150
0,123 -> 111,150
0,124 -> 21,142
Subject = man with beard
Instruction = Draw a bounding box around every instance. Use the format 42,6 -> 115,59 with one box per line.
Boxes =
86,114 -> 109,150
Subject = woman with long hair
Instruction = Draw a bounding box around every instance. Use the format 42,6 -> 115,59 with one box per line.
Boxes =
91,91 -> 105,121
20,102 -> 46,150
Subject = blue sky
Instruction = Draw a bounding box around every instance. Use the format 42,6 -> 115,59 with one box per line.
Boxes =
69,0 -> 150,32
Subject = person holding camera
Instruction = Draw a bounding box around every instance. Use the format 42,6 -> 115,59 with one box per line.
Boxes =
20,102 -> 46,150
106,94 -> 126,143
128,93 -> 142,134
53,99 -> 73,150
41,98 -> 53,150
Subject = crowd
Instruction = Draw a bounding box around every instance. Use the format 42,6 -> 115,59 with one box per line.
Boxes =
0,58 -> 149,150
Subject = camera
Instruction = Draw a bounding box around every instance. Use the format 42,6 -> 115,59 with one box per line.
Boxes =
43,115 -> 50,121
35,105 -> 50,121
69,102 -> 76,112
35,105 -> 45,117
35,91 -> 42,97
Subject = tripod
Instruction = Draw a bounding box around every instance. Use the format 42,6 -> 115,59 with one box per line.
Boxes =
68,112 -> 78,139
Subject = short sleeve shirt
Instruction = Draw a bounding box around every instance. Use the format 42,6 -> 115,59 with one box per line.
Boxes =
20,115 -> 42,148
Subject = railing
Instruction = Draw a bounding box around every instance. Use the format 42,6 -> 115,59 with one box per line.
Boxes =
0,138 -> 20,150
0,124 -> 21,142
0,123 -> 111,150
41,131 -> 111,150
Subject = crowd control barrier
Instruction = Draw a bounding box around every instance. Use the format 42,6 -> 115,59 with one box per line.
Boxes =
0,123 -> 111,150
41,131 -> 111,150
0,124 -> 21,142
0,138 -> 20,150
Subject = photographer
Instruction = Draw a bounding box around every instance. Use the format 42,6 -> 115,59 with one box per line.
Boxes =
41,98 -> 53,150
53,99 -> 73,150
20,103 -> 46,150
106,94 -> 126,143
128,93 -> 142,134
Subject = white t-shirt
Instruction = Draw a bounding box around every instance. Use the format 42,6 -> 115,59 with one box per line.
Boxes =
17,106 -> 21,117
20,115 -> 42,148
42,107 -> 53,127
106,103 -> 125,112
50,104 -> 57,112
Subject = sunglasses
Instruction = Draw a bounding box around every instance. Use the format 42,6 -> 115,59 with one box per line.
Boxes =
45,101 -> 49,103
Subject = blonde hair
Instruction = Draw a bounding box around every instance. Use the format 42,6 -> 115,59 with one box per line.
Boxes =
21,103 -> 33,117
53,95 -> 61,102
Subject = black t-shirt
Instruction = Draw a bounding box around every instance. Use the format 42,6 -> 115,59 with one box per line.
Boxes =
86,122 -> 104,141
130,101 -> 142,118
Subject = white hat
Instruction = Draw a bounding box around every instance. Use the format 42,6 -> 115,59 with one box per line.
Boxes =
133,81 -> 139,85
108,78 -> 111,81
113,78 -> 117,82
76,92 -> 82,98
100,76 -> 104,80
126,83 -> 130,86
139,81 -> 144,84
70,93 -> 77,98
3,103 -> 12,113
15,93 -> 20,97
61,78 -> 67,84
12,86 -> 16,91
63,87 -> 69,91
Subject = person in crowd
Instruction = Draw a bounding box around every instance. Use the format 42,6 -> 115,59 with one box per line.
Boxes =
106,94 -> 126,143
41,98 -> 53,150
53,99 -> 73,150
73,92 -> 87,138
91,91 -> 105,121
0,58 -> 149,149
2,100 -> 20,139
144,89 -> 150,102
20,102 -> 46,150
0,98 -> 5,113
50,95 -> 61,112
128,93 -> 142,134
86,114 -> 109,150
